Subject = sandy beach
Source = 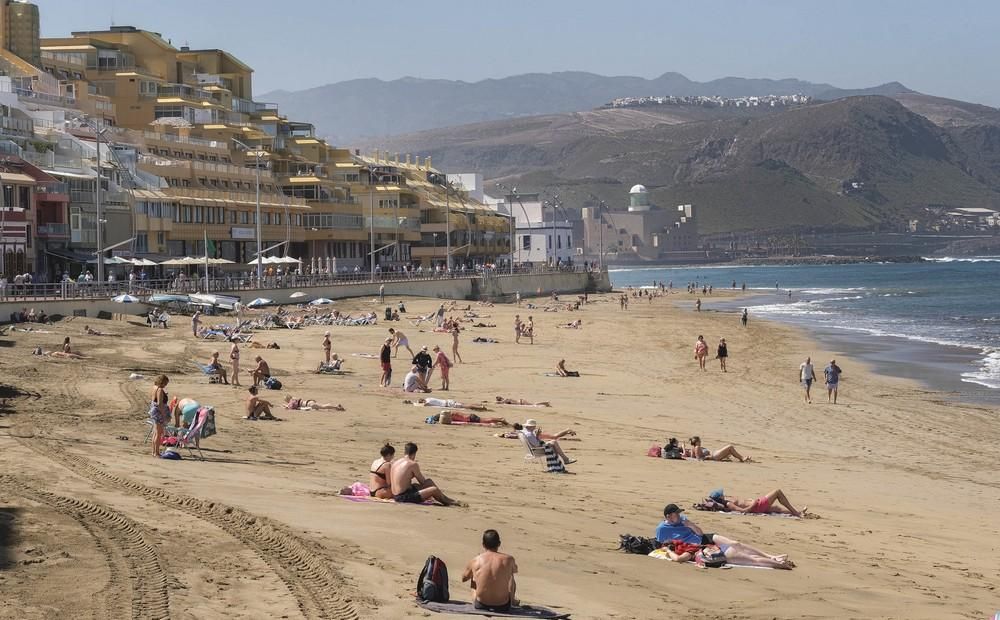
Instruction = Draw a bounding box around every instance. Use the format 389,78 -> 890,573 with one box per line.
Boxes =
1,289 -> 997,619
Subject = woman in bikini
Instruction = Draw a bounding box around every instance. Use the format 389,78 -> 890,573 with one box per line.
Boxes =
50,336 -> 85,359
685,436 -> 752,462
283,395 -> 345,411
369,444 -> 395,499
495,396 -> 551,407
230,341 -> 241,387
149,375 -> 171,457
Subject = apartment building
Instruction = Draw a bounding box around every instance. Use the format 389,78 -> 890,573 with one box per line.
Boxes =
18,21 -> 511,278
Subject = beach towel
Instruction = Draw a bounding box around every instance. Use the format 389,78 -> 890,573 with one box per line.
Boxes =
338,494 -> 434,506
647,548 -> 776,570
692,502 -> 801,519
542,444 -> 565,473
415,600 -> 570,618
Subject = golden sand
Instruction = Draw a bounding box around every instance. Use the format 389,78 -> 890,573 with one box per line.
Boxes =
0,291 -> 997,619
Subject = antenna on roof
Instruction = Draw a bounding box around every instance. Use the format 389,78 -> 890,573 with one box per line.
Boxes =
110,0 -> 115,26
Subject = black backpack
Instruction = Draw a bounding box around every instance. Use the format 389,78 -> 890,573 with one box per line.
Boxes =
417,555 -> 449,602
618,534 -> 658,555
264,377 -> 282,390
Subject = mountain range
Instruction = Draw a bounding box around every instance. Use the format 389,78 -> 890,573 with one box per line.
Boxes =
369,93 -> 1000,235
259,71 -> 914,142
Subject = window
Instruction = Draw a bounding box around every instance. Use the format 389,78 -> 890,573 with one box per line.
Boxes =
2,185 -> 13,208
157,232 -> 165,245
207,208 -> 214,224
557,235 -> 562,249
183,206 -> 192,223
19,186 -> 30,210
230,210 -> 236,224
240,211 -> 248,224
194,207 -> 203,223
135,233 -> 148,253
522,235 -> 531,250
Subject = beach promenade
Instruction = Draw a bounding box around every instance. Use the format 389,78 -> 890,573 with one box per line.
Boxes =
0,289 -> 997,619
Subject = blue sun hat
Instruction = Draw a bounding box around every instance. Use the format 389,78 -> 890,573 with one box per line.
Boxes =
709,488 -> 725,501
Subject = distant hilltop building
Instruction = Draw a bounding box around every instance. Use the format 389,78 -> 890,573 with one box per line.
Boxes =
603,94 -> 811,109
581,184 -> 700,264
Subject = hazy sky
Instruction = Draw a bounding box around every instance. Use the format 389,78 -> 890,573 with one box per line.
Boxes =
36,0 -> 1000,106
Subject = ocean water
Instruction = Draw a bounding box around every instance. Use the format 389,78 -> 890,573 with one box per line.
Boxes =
609,258 -> 1000,404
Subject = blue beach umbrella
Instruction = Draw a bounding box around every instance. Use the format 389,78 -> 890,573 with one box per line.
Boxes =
309,298 -> 335,305
112,294 -> 140,303
246,298 -> 273,308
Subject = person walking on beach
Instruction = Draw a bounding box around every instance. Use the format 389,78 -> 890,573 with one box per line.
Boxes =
524,316 -> 534,345
694,335 -> 709,371
514,314 -> 522,344
451,324 -> 463,364
824,359 -> 843,404
230,340 -> 241,387
695,298 -> 702,312
716,338 -> 728,372
799,357 -> 816,403
462,529 -> 518,613
741,308 -> 748,327
379,337 -> 393,387
191,310 -> 201,338
322,331 -> 332,365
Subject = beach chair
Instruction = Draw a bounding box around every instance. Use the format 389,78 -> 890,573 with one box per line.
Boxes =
518,432 -> 565,472
193,361 -> 224,384
316,361 -> 345,375
143,406 -> 217,460
229,332 -> 253,344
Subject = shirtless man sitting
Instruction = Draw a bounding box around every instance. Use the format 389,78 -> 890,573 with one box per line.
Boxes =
250,356 -> 271,386
555,359 -> 579,377
462,529 -> 518,612
245,386 -> 277,420
389,442 -> 463,506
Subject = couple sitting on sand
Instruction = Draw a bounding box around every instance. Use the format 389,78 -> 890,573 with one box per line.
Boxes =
655,503 -> 795,569
369,442 -> 465,506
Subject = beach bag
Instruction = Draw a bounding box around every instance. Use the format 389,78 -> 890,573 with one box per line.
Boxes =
662,446 -> 684,460
264,377 -> 282,390
160,450 -> 181,460
618,534 -> 658,555
695,545 -> 727,568
647,445 -> 662,458
416,555 -> 449,602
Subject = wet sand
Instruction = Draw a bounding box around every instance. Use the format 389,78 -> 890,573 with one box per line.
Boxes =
0,291 -> 997,619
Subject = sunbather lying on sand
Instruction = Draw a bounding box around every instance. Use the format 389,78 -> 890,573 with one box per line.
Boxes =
48,337 -> 85,359
404,398 -> 489,411
494,396 -> 551,407
656,503 -> 794,569
83,325 -> 118,336
684,436 -> 752,462
284,395 -> 345,411
427,410 -> 509,426
557,319 -> 583,329
250,341 -> 280,349
705,488 -> 807,517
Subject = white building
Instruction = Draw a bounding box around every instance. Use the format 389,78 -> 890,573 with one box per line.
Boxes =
449,173 -> 575,266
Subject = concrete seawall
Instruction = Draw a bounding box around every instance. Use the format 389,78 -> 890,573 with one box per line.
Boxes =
1,270 -> 611,321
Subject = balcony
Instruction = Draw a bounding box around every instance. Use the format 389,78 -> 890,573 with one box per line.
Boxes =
161,187 -> 308,209
36,223 -> 69,238
36,182 -> 69,202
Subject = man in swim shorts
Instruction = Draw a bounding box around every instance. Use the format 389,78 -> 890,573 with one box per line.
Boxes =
388,327 -> 414,359
462,529 -> 517,612
389,442 -> 462,506
824,359 -> 843,404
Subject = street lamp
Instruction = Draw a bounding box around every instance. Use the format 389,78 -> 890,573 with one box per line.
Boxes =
232,138 -> 264,283
495,183 -> 517,274
542,194 -> 561,267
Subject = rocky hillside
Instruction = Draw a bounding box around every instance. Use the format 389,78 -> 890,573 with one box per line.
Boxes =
372,96 -> 1000,234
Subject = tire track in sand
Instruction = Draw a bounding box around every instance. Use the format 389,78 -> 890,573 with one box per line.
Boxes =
0,475 -> 170,620
18,439 -> 359,620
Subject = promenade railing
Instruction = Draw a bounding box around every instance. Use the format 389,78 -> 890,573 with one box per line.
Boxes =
0,264 -> 598,302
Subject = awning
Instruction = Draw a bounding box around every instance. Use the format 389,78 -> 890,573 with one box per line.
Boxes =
286,176 -> 321,183
44,169 -> 96,179
0,172 -> 36,184
44,247 -> 93,262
